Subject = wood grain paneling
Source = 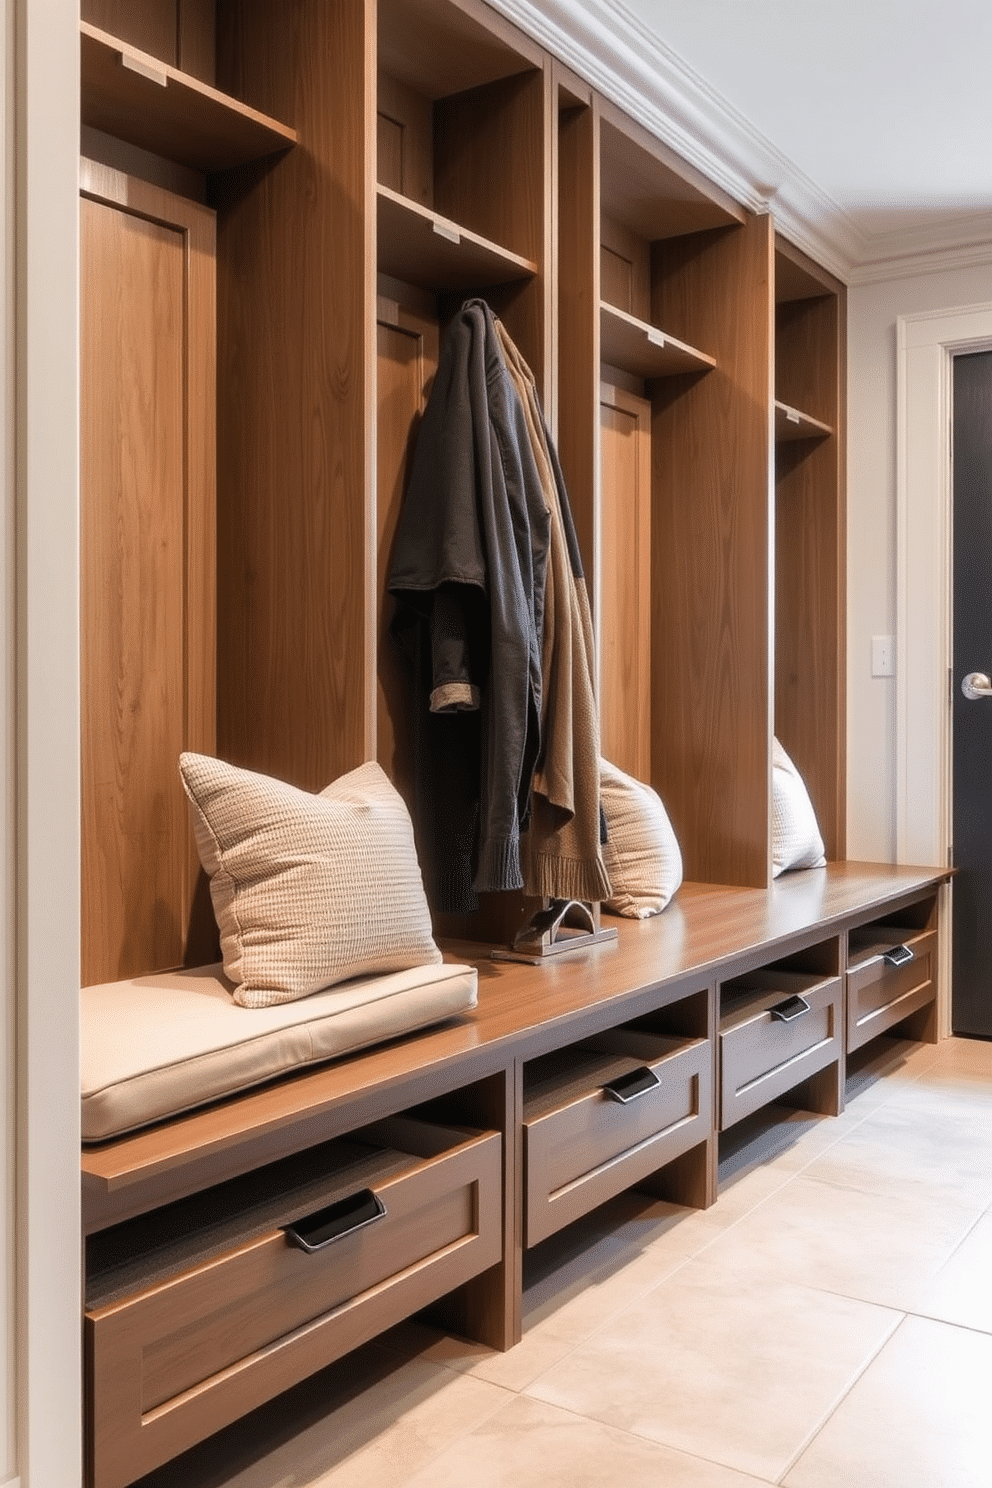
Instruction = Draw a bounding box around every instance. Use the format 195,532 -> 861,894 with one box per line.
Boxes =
434,71 -> 544,267
650,214 -> 775,887
598,104 -> 745,243
600,214 -> 650,320
599,382 -> 651,780
377,0 -> 543,101
178,0 -> 216,83
82,0 -> 178,64
776,292 -> 838,427
433,67 -> 549,388
214,0 -> 375,792
376,293 -> 439,799
79,165 -> 216,985
377,72 -> 433,204
80,24 -> 297,175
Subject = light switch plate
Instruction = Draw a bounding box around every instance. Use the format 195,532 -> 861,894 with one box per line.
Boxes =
872,635 -> 895,677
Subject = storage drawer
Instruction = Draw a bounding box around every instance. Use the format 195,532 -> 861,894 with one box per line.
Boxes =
719,971 -> 842,1130
85,1117 -> 501,1488
846,925 -> 937,1053
523,1029 -> 711,1247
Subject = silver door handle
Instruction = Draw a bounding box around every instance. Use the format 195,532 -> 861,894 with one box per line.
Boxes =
961,672 -> 992,700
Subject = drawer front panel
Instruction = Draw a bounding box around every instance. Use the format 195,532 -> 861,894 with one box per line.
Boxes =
847,928 -> 936,1053
524,1038 -> 711,1247
141,1177 -> 475,1409
720,978 -> 841,1129
87,1129 -> 501,1488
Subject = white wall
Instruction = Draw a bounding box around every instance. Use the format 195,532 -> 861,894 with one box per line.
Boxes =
846,257 -> 992,863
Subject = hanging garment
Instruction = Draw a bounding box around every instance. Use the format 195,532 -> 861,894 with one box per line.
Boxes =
495,320 -> 611,904
388,299 -> 550,912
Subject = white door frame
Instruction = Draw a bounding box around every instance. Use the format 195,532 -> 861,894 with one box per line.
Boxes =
896,301 -> 992,1035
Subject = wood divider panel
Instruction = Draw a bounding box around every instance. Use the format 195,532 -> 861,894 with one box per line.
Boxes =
650,214 -> 775,887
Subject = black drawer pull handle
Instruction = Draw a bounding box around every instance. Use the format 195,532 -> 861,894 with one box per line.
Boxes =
770,994 -> 812,1022
283,1188 -> 386,1253
882,944 -> 914,967
603,1065 -> 661,1103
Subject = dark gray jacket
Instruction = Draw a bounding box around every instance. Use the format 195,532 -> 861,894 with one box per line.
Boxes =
388,300 -> 550,912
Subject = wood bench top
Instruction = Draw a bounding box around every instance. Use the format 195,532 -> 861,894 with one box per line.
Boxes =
82,861 -> 949,1228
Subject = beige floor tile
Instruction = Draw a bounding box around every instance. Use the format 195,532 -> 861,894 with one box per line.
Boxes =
524,1256 -> 900,1482
381,1194 -> 707,1391
929,1035 -> 992,1075
133,1341 -> 510,1488
401,1395 -> 774,1488
687,1172 -> 980,1311
783,1315 -> 992,1488
800,1100 -> 992,1207
913,1211 -> 992,1333
718,1105 -> 859,1183
843,1036 -> 942,1109
881,1069 -> 992,1126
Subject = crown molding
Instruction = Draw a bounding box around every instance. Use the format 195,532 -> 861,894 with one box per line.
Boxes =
849,238 -> 992,288
488,0 -> 992,285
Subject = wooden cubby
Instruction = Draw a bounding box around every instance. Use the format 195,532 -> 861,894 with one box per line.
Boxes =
556,91 -> 782,888
774,237 -> 847,865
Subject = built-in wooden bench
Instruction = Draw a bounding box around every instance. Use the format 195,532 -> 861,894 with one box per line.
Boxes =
82,861 -> 948,1488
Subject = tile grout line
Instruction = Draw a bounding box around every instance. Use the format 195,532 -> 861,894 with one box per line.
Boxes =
773,1308 -> 910,1486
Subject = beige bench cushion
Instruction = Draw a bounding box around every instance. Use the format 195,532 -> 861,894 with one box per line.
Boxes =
81,961 -> 477,1142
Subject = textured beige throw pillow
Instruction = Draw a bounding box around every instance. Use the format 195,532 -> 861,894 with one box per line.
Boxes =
772,737 -> 827,876
600,757 -> 683,918
179,754 -> 442,1007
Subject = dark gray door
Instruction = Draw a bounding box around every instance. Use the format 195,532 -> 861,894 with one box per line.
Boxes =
952,348 -> 992,1037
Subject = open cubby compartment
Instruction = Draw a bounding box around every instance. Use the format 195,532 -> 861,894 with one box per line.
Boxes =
80,8 -> 297,175
718,937 -> 844,1132
774,236 -> 847,866
82,0 -> 218,81
564,101 -> 777,894
374,0 -> 550,953
376,0 -> 544,296
846,892 -> 940,1053
574,98 -> 779,887
522,989 -> 714,1245
774,238 -> 840,434
596,108 -> 728,370
85,1107 -> 502,1488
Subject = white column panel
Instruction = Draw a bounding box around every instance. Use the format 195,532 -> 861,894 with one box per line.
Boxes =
14,0 -> 81,1485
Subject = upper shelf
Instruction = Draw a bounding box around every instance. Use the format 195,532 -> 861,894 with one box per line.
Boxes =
80,22 -> 297,174
775,401 -> 834,443
376,185 -> 537,291
600,302 -> 716,380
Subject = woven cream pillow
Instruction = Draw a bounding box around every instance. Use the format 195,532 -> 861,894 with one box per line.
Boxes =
179,754 -> 442,1007
772,737 -> 827,876
600,758 -> 683,918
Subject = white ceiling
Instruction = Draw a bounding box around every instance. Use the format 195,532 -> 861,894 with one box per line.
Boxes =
495,0 -> 992,282
621,0 -> 992,272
